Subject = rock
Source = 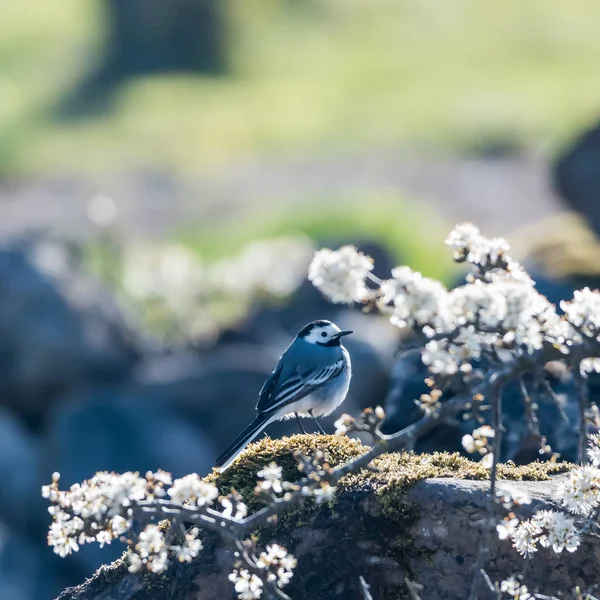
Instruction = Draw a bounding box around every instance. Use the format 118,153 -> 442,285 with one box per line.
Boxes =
0,239 -> 139,420
0,409 -> 46,536
44,390 -> 218,575
554,121 -> 600,238
51,438 -> 591,600
0,524 -> 69,600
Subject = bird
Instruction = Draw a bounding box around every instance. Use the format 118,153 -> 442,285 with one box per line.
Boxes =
214,319 -> 353,470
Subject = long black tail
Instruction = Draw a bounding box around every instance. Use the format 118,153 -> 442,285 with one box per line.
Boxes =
215,413 -> 275,470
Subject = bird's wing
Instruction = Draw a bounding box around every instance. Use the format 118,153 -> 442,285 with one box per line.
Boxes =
257,357 -> 347,415
255,362 -> 284,412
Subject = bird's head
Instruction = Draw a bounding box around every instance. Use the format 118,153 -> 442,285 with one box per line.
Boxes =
297,320 -> 354,347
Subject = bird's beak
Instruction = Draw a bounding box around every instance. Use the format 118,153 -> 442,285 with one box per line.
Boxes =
334,330 -> 354,339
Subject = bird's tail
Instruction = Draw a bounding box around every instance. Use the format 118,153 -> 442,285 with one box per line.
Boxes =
215,413 -> 276,471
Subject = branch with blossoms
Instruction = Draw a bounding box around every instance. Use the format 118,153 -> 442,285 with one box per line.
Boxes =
43,222 -> 600,599
308,223 -> 600,597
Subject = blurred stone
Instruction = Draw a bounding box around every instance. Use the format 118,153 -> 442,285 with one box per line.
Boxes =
382,339 -> 581,464
44,389 -> 219,574
0,242 -> 139,419
0,524 -> 68,600
0,409 -> 46,536
554,120 -> 600,239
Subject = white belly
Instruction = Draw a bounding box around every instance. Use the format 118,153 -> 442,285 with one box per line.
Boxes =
277,364 -> 351,420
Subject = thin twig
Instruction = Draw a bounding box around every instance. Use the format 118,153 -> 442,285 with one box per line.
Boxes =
574,369 -> 589,464
541,378 -> 569,423
359,576 -> 374,600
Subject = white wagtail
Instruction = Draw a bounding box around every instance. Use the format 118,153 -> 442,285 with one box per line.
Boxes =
215,320 -> 353,470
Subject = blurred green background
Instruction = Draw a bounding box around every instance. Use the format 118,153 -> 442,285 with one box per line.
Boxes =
4,0 -> 600,174
2,0 -> 600,290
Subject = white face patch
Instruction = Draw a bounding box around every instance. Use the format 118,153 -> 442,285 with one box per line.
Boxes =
304,323 -> 342,345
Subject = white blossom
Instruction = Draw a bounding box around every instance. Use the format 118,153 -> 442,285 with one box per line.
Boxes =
48,515 -> 82,557
535,510 -> 580,553
557,464 -> 600,515
588,435 -> 600,467
256,544 -> 297,589
506,510 -> 580,557
561,287 -> 600,336
445,223 -> 510,268
167,474 -> 218,507
229,569 -> 264,600
580,358 -> 600,376
500,576 -> 531,599
496,485 -> 531,509
334,414 -> 355,435
496,517 -> 519,540
308,246 -> 373,303
136,525 -> 165,558
378,267 -> 450,332
256,463 -> 283,494
170,528 -> 203,563
461,425 -> 495,456
312,482 -> 337,504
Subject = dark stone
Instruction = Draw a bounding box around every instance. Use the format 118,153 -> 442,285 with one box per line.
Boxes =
0,409 -> 46,537
554,121 -> 600,239
0,241 -> 139,421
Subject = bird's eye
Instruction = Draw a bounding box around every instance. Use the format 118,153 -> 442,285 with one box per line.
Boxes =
321,331 -> 327,337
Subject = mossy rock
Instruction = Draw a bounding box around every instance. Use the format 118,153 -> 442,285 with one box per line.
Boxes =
57,434 -> 575,600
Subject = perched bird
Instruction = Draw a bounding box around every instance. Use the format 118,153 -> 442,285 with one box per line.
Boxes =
215,320 -> 353,470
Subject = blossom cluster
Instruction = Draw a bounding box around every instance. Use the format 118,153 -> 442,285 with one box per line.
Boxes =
308,245 -> 374,303
500,510 -> 580,557
117,235 -> 314,342
42,470 -> 222,572
461,425 -> 495,467
308,223 -> 600,377
229,544 -> 297,600
557,435 -> 600,515
42,461 -> 307,597
498,437 -> 600,559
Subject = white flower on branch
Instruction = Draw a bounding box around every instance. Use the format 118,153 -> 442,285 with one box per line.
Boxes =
557,464 -> 600,515
580,357 -> 600,376
461,425 -> 495,456
170,528 -> 203,563
378,266 -> 450,332
308,245 -> 373,304
445,222 -> 510,268
496,517 -> 519,540
588,434 -> 600,467
535,510 -> 580,554
256,462 -> 283,494
229,569 -> 264,600
561,287 -> 600,336
500,576 -> 531,599
496,485 -> 531,510
257,544 -> 297,589
334,413 -> 356,435
136,525 -> 166,557
48,514 -> 83,557
312,482 -> 337,504
507,510 -> 580,557
167,474 -> 218,507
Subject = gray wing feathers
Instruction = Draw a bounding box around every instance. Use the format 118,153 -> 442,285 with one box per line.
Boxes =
259,357 -> 346,414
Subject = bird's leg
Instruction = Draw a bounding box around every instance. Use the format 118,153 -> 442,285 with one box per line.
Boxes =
295,413 -> 307,434
309,409 -> 326,434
